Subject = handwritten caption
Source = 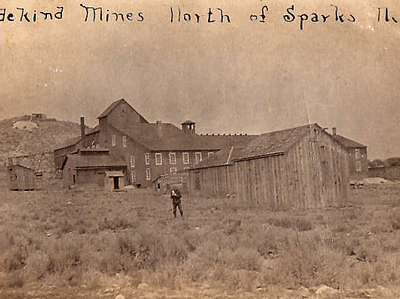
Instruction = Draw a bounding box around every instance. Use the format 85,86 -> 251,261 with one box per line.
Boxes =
0,3 -> 398,30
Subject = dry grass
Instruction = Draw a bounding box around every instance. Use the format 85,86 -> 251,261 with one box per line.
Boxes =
0,182 -> 400,294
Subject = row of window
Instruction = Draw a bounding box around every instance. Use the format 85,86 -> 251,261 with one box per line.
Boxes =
113,134 -> 214,167
131,152 -> 213,168
152,152 -> 202,165
113,134 -> 212,159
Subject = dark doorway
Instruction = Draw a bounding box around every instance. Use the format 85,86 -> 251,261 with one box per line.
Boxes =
114,177 -> 119,190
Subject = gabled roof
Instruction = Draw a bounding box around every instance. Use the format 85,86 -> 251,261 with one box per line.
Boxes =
97,99 -> 148,123
192,123 -> 351,168
198,134 -> 258,148
112,123 -> 239,151
64,153 -> 126,169
193,146 -> 246,169
193,124 -> 323,168
233,124 -> 321,161
333,135 -> 366,149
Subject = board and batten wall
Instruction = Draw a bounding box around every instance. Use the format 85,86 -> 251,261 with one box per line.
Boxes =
188,130 -> 349,210
189,164 -> 236,198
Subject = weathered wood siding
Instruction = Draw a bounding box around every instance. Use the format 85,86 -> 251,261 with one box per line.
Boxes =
188,164 -> 236,197
188,128 -> 349,210
8,165 -> 36,191
234,130 -> 349,209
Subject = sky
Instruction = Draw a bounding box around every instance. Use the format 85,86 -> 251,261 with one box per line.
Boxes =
0,0 -> 399,160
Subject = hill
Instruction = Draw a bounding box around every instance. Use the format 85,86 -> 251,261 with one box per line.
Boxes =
0,115 -> 84,165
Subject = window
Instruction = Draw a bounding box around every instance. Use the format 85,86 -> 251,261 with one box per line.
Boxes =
145,153 -> 150,165
112,134 -> 116,147
155,153 -> 162,165
355,149 -> 361,159
356,161 -> 362,172
170,167 -> 177,174
169,152 -> 176,164
122,136 -> 127,148
131,171 -> 136,183
195,152 -> 202,164
183,152 -> 190,164
208,152 -> 214,158
130,155 -> 135,168
146,168 -> 151,180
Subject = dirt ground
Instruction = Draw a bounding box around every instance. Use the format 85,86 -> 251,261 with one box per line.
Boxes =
0,182 -> 400,298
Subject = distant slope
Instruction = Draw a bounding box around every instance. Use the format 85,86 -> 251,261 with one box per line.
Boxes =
0,115 -> 83,163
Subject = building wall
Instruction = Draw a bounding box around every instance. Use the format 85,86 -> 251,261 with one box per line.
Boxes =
103,125 -> 148,187
8,166 -> 36,191
77,169 -> 103,185
188,164 -> 235,198
347,147 -> 368,179
98,118 -> 111,148
100,123 -> 216,187
188,128 -> 349,210
100,101 -> 147,131
94,101 -> 223,188
105,175 -> 125,191
54,142 -> 80,169
235,130 -> 348,209
63,167 -> 126,189
63,166 -> 76,188
82,131 -> 100,148
147,150 -> 211,185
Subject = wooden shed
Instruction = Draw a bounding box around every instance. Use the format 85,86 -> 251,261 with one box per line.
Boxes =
62,149 -> 127,191
188,124 -> 350,210
8,164 -> 36,191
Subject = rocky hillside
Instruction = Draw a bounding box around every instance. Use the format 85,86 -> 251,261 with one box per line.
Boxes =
0,115 -> 83,164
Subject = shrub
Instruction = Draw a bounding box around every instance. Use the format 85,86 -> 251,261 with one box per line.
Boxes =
230,247 -> 262,271
25,251 -> 51,281
1,185 -> 400,292
269,215 -> 313,231
6,271 -> 24,288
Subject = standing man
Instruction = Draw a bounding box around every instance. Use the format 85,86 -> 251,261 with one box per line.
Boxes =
171,188 -> 183,218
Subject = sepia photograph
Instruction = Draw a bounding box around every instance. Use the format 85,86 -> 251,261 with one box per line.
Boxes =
0,0 -> 400,298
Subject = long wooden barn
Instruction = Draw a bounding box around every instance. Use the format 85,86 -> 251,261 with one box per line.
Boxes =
187,123 -> 350,210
